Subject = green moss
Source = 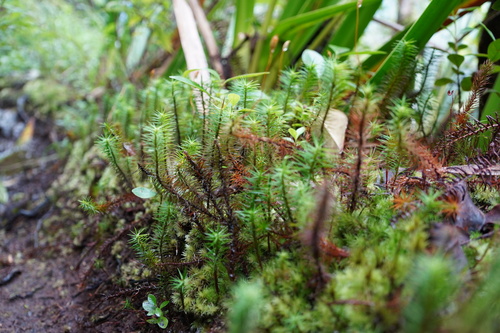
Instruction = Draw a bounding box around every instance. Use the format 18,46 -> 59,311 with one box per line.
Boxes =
80,48 -> 500,332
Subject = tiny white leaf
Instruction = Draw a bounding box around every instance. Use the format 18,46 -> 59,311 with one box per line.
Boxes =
132,187 -> 157,199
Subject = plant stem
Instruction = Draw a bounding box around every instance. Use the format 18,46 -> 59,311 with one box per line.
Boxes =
172,83 -> 181,146
281,167 -> 295,224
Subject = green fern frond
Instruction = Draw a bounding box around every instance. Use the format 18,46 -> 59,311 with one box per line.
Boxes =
378,39 -> 419,116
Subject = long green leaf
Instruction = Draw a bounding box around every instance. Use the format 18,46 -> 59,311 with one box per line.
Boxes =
126,24 -> 151,72
223,72 -> 269,84
233,0 -> 255,47
169,75 -> 211,96
248,0 -> 279,73
272,1 -> 378,36
278,0 -> 312,20
369,0 -> 465,85
329,0 -> 383,49
481,73 -> 500,120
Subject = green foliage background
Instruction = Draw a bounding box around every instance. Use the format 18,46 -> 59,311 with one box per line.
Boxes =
2,0 -> 500,331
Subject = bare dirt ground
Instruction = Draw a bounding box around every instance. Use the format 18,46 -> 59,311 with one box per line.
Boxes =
0,107 -> 191,332
0,111 -> 142,332
0,111 -> 88,332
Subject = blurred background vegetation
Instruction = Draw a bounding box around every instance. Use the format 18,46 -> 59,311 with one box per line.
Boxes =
1,0 -> 500,331
1,0 -> 498,131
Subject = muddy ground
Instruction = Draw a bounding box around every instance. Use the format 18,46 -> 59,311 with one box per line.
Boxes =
0,108 -> 161,332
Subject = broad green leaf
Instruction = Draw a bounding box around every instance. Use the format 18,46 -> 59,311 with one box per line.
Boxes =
461,76 -> 472,91
248,0 -> 279,74
448,54 -> 465,67
479,73 -> 500,148
288,127 -> 305,141
329,0 -> 383,49
126,25 -> 151,72
449,42 -> 468,50
302,49 -> 325,76
493,1 -> 500,10
228,93 -> 241,106
278,0 -> 311,20
233,0 -> 255,47
157,316 -> 169,329
487,39 -> 500,62
273,1 -> 378,36
435,78 -> 454,86
132,187 -> 157,199
143,295 -> 157,316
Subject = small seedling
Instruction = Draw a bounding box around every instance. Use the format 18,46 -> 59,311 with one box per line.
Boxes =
142,294 -> 169,329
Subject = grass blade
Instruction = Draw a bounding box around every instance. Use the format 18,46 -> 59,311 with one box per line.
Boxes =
369,0 -> 465,85
233,0 -> 256,47
329,0 -> 383,49
272,0 -> 378,36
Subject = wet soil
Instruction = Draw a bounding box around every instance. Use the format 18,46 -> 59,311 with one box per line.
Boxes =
0,111 -> 85,332
0,110 -> 146,332
0,96 -> 199,332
